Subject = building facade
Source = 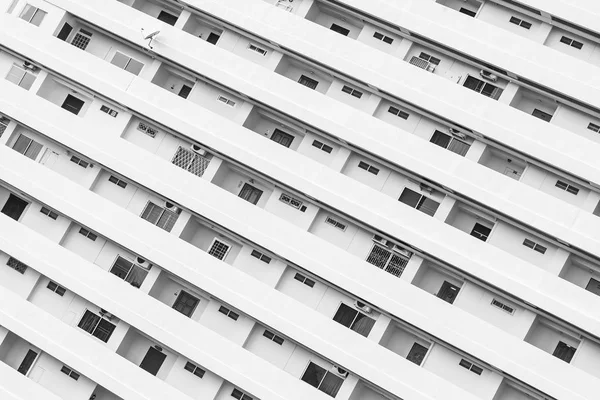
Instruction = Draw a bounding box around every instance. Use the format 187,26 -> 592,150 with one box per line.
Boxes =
0,0 -> 599,399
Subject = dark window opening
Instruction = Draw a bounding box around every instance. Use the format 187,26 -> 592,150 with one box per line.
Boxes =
157,10 -> 178,26
61,94 -> 85,115
330,23 -> 350,36
1,194 -> 28,221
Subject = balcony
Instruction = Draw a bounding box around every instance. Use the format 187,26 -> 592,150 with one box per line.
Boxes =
151,64 -> 195,99
148,271 -> 209,321
435,0 -> 482,18
37,76 -> 92,117
117,0 -> 181,26
525,318 -> 580,364
412,262 -> 463,305
210,164 -> 274,209
179,217 -> 242,265
379,323 -> 430,366
509,88 -> 557,122
445,203 -> 495,243
477,147 -> 526,181
305,1 -> 364,40
243,108 -> 306,151
274,56 -> 333,95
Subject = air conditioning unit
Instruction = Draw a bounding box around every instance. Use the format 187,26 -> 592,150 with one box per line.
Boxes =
354,301 -> 373,314
392,245 -> 412,258
136,257 -> 153,270
448,128 -> 467,140
99,309 -> 114,320
22,61 -> 37,71
419,183 -> 433,194
372,235 -> 386,245
331,366 -> 349,378
164,201 -> 182,214
191,144 -> 207,156
409,56 -> 435,73
479,70 -> 498,82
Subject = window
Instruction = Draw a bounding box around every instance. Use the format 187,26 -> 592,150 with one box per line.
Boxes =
238,183 -> 263,205
11,134 -> 43,160
552,341 -> 576,363
6,257 -> 27,274
387,106 -> 409,119
184,361 -> 205,378
270,129 -> 295,148
78,227 -> 98,241
301,362 -> 344,397
406,343 -> 428,366
341,85 -> 363,98
40,206 -> 58,220
60,366 -> 80,380
312,140 -> 333,153
279,193 -> 304,210
47,281 -> 66,296
173,291 -> 200,317
294,273 -> 316,288
5,64 -> 36,90
357,161 -> 380,175
201,31 -> 219,44
217,95 -> 236,107
140,202 -> 180,232
172,146 -> 210,177
330,23 -> 350,36
78,310 -> 116,342
218,305 -> 239,321
373,32 -> 393,44
333,303 -> 375,337
263,330 -> 285,345
491,298 -> 515,314
560,36 -> 584,49
325,216 -> 347,231
157,10 -> 178,25
509,16 -> 532,29
17,350 -> 37,375
470,223 -> 492,242
459,8 -> 476,17
555,180 -> 579,195
248,44 -> 268,56
251,250 -> 271,264
70,155 -> 89,168
110,52 -> 144,75
178,84 -> 192,99
61,94 -> 85,115
365,243 -> 410,277
208,239 -> 231,260
70,29 -> 93,50
430,130 -> 470,156
522,238 -> 547,254
587,122 -> 600,133
437,281 -> 460,304
398,188 -> 440,216
137,121 -> 158,138
585,278 -> 600,296
100,105 -> 118,117
418,52 -> 441,65
109,256 -> 148,288
56,22 -> 73,41
463,76 -> 503,100
19,4 -> 46,26
108,175 -> 127,188
231,389 -> 253,400
298,75 -> 319,90
0,116 -> 10,137
459,359 -> 483,375
2,194 -> 29,221
532,108 -> 553,122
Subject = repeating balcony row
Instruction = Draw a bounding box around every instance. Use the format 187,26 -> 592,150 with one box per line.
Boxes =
0,181 -> 567,400
0,326 -> 122,400
6,2 -> 600,280
434,0 -> 600,67
3,52 -> 600,316
0,248 -> 379,400
20,0 -> 600,203
3,11 -> 600,396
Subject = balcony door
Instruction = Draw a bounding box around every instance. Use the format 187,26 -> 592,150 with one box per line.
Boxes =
270,129 -> 294,148
17,349 -> 38,375
238,183 -> 263,205
140,347 -> 166,376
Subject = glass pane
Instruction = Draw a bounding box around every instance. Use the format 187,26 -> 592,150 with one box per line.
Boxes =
77,310 -> 100,334
126,59 -> 144,76
350,313 -> 375,337
19,5 -> 35,21
398,188 -> 421,208
430,131 -> 451,149
417,197 -> 440,217
141,202 -> 162,224
157,209 -> 179,232
301,362 -> 327,388
332,303 -> 357,328
24,139 -> 43,160
5,65 -> 25,86
30,9 -> 46,26
93,319 -> 116,343
110,256 -> 133,280
447,139 -> 470,156
319,373 -> 344,397
110,52 -> 130,69
19,72 -> 36,90
125,265 -> 148,288
12,134 -> 32,155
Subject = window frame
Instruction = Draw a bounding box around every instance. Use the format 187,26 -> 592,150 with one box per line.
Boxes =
294,272 -> 316,288
78,227 -> 98,241
522,238 -> 547,254
5,64 -> 36,90
300,361 -> 344,397
60,365 -> 80,380
250,249 -> 272,264
46,281 -> 66,296
218,305 -> 239,321
357,160 -> 380,175
387,106 -> 409,119
110,51 -> 144,75
341,85 -> 363,98
184,361 -> 206,378
311,140 -> 333,153
77,309 -> 116,343
216,95 -> 236,107
247,43 -> 268,56
19,4 -> 46,26
40,206 -> 58,220
108,175 -> 128,188
263,329 -> 285,345
373,31 -> 393,44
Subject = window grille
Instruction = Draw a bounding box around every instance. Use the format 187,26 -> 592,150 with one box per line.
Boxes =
78,310 -> 116,342
6,257 -> 27,274
208,239 -> 231,260
365,244 -> 409,277
140,202 -> 180,232
171,146 -> 210,177
109,256 -> 148,288
0,117 -> 10,137
71,29 -> 92,50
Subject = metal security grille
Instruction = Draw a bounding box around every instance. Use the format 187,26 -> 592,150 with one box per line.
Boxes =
365,245 -> 409,277
0,117 -> 9,137
6,257 -> 28,274
140,202 -> 180,232
409,56 -> 434,72
208,240 -> 230,260
172,147 -> 210,177
71,30 -> 92,50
